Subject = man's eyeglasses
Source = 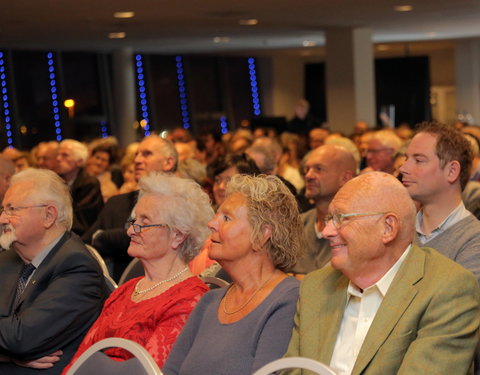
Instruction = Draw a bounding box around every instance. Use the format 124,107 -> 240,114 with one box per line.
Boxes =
324,212 -> 386,229
0,205 -> 48,217
127,219 -> 169,234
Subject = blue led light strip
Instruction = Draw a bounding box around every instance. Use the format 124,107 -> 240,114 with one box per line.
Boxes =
135,54 -> 150,136
0,52 -> 13,146
101,120 -> 108,138
220,115 -> 228,135
248,57 -> 261,116
175,56 -> 190,129
47,52 -> 63,141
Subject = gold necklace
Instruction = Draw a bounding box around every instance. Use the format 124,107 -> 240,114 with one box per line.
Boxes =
134,266 -> 189,296
222,273 -> 276,315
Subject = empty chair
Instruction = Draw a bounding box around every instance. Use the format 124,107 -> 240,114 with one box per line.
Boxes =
252,357 -> 337,375
66,337 -> 163,375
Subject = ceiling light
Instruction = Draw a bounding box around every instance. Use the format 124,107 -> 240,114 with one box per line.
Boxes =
109,32 -> 126,39
213,36 -> 230,43
426,32 -> 438,38
302,41 -> 316,47
394,5 -> 413,12
239,19 -> 258,26
114,11 -> 135,19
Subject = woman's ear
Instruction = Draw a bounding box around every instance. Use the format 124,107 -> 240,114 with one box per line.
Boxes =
171,230 -> 188,250
253,225 -> 272,251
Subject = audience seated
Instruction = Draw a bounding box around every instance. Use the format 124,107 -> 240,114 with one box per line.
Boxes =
0,169 -> 108,374
164,175 -> 303,375
283,172 -> 480,374
35,141 -> 59,171
56,139 -> 104,236
63,172 -> 213,372
400,121 -> 480,281
0,156 -> 14,203
289,144 -> 357,275
86,144 -> 120,202
82,135 -> 178,281
362,129 -> 403,174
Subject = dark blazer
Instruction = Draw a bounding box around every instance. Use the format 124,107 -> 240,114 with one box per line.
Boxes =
283,245 -> 480,375
0,232 -> 109,375
71,168 -> 104,236
82,190 -> 138,281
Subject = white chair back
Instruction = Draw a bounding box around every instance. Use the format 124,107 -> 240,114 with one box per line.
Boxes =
253,357 -> 337,375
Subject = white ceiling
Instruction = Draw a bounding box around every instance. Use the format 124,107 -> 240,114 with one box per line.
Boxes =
0,0 -> 479,54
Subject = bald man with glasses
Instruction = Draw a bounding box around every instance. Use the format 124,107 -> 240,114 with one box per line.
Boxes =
283,172 -> 480,375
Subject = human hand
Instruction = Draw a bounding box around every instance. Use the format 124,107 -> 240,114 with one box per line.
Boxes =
13,350 -> 63,369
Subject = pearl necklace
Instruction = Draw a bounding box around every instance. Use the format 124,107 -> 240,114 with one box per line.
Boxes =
222,273 -> 276,315
134,266 -> 189,296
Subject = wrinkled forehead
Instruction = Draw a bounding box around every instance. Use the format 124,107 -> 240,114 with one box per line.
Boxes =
3,181 -> 34,206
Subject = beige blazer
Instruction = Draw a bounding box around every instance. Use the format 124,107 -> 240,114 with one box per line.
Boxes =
283,245 -> 480,375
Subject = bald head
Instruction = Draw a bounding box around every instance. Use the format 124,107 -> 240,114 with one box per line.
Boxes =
304,144 -> 357,203
334,172 -> 416,243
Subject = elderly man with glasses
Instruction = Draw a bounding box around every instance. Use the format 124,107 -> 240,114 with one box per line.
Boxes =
283,172 -> 480,375
0,168 -> 108,375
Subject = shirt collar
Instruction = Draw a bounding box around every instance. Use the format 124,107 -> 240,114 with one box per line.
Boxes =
30,233 -> 64,268
347,244 -> 411,298
416,201 -> 470,239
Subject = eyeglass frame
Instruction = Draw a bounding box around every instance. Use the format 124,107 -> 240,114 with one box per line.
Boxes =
0,205 -> 49,217
127,218 -> 169,234
324,212 -> 387,229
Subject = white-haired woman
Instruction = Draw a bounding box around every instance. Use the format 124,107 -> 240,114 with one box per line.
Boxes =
63,173 -> 214,372
164,174 -> 304,375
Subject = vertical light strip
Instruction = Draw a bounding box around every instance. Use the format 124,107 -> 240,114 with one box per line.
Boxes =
135,54 -> 151,136
101,120 -> 108,138
0,51 -> 13,146
248,57 -> 261,116
220,115 -> 228,135
175,56 -> 190,129
47,52 -> 63,141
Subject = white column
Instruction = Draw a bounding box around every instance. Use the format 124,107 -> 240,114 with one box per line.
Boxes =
112,47 -> 137,146
455,39 -> 480,124
325,28 -> 376,133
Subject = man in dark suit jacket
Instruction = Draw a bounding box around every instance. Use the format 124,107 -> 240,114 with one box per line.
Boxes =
0,168 -> 108,374
82,135 -> 178,281
56,139 -> 103,236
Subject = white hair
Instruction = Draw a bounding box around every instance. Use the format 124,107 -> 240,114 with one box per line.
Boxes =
10,168 -> 73,230
138,172 -> 214,262
60,139 -> 89,164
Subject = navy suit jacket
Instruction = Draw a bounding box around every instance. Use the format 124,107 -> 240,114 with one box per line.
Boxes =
0,232 -> 108,375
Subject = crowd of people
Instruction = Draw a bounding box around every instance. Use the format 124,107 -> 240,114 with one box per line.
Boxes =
1,117 -> 480,375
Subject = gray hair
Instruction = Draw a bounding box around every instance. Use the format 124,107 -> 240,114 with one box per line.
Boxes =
138,172 -> 213,262
144,135 -> 179,172
10,168 -> 73,230
59,139 -> 89,164
226,174 -> 304,271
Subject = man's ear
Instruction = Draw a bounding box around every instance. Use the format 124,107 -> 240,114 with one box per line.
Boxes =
382,213 -> 399,245
164,156 -> 176,172
44,205 -> 58,229
445,160 -> 461,185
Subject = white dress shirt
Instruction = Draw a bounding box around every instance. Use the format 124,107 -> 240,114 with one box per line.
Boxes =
329,245 -> 411,375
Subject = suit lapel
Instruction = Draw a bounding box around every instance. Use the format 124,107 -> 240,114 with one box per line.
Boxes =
14,232 -> 70,312
315,272 -> 350,363
352,245 -> 425,374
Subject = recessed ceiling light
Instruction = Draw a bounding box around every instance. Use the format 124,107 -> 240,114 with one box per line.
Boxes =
239,19 -> 258,26
302,41 -> 316,47
394,5 -> 413,12
213,36 -> 230,43
109,32 -> 126,39
376,44 -> 390,51
114,11 -> 135,19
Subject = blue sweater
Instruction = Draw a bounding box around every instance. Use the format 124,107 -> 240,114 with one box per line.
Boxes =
163,277 -> 299,375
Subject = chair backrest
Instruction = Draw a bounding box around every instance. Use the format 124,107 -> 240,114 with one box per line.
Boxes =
252,357 -> 337,375
85,244 -> 110,277
118,258 -> 144,285
200,276 -> 230,289
66,337 -> 163,375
